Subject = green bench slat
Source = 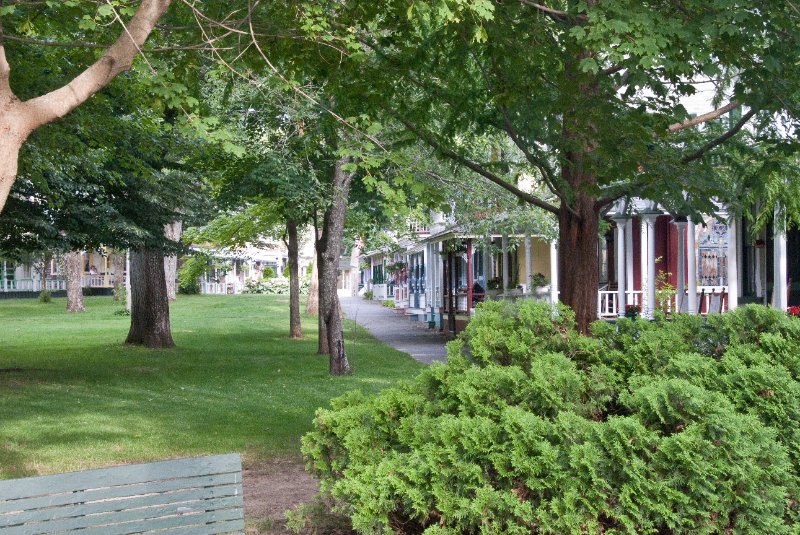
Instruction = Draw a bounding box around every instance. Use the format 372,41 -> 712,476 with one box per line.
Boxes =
152,517 -> 244,535
3,483 -> 242,525
0,454 -> 244,535
0,454 -> 241,500
2,496 -> 243,535
0,472 -> 241,515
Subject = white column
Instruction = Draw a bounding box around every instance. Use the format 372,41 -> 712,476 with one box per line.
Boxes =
549,240 -> 559,304
673,221 -> 687,312
640,217 -> 649,314
524,233 -> 532,295
687,218 -> 698,314
486,238 -> 494,280
501,234 -> 509,293
625,219 -> 634,305
2,261 -> 6,292
482,240 -> 490,286
727,216 -> 739,310
125,250 -> 132,311
644,214 -> 658,318
774,207 -> 788,310
613,219 -> 627,316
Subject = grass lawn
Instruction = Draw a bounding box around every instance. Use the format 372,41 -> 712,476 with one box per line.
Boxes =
0,294 -> 424,479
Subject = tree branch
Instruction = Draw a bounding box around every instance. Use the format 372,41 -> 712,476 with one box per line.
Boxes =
667,100 -> 741,133
22,0 -> 173,130
518,0 -> 585,22
681,108 -> 757,163
2,33 -> 233,52
394,114 -> 559,215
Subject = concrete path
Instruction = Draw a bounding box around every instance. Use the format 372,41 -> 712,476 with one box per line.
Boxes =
340,297 -> 447,364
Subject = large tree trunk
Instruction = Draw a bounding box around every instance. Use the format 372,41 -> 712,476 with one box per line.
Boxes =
64,251 -> 85,313
126,248 -> 174,348
558,43 -> 601,334
112,251 -> 126,301
318,156 -> 355,376
286,219 -> 302,339
0,0 -> 173,213
558,194 -> 600,334
163,220 -> 182,301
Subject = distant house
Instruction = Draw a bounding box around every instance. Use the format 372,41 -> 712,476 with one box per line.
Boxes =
358,200 -> 798,336
1,248 -> 121,298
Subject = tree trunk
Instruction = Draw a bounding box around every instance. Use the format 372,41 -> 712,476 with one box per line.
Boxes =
558,195 -> 600,334
126,247 -> 174,348
316,248 -> 330,355
318,156 -> 355,375
112,251 -> 126,301
306,256 -> 319,316
163,220 -> 182,301
0,0 -> 174,213
558,43 -> 601,334
286,219 -> 302,339
64,251 -> 84,313
349,240 -> 362,296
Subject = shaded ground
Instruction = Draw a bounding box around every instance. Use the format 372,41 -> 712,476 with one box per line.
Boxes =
340,297 -> 448,364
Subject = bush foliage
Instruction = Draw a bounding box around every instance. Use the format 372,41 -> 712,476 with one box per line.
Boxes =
303,301 -> 800,534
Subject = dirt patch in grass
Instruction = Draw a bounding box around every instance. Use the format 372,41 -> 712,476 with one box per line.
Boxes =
243,457 -> 320,534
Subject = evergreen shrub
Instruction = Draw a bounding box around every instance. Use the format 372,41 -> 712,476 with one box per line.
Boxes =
302,302 -> 800,534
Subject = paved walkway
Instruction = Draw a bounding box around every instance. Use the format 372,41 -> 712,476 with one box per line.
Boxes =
340,297 -> 448,364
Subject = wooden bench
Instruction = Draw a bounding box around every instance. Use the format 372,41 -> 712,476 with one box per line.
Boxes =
0,453 -> 244,534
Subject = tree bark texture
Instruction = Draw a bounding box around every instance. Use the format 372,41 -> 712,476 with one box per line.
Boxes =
112,251 -> 126,300
557,45 -> 601,334
125,248 -> 174,348
286,219 -> 302,339
163,220 -> 182,301
316,249 -> 329,356
306,256 -> 319,317
64,251 -> 85,313
0,0 -> 173,213
558,194 -> 600,334
318,156 -> 355,375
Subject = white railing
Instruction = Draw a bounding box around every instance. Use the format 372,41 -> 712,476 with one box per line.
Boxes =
598,290 -> 643,318
200,281 -> 245,295
1,275 -> 116,292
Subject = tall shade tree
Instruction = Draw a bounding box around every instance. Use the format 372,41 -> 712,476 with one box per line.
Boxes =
0,0 -> 174,212
294,0 -> 800,331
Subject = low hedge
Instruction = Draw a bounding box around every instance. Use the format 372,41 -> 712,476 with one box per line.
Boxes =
302,302 -> 800,534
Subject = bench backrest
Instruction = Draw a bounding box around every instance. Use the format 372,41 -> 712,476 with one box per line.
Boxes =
0,453 -> 244,534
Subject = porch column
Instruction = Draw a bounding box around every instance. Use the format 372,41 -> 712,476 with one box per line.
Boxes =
774,206 -> 788,310
625,219 -> 634,305
549,240 -> 559,304
482,239 -> 490,287
611,216 -> 627,317
2,261 -> 6,292
639,216 -> 649,314
524,232 -> 532,295
643,213 -> 658,318
125,250 -> 132,311
727,215 -> 739,310
687,218 -> 698,314
467,239 -> 473,314
672,218 -> 687,313
501,234 -> 509,294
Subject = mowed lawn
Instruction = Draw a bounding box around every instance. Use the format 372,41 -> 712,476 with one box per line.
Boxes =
0,294 -> 424,479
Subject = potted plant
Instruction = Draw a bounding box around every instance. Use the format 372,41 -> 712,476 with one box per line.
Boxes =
625,304 -> 641,319
485,277 -> 503,298
530,272 -> 549,297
